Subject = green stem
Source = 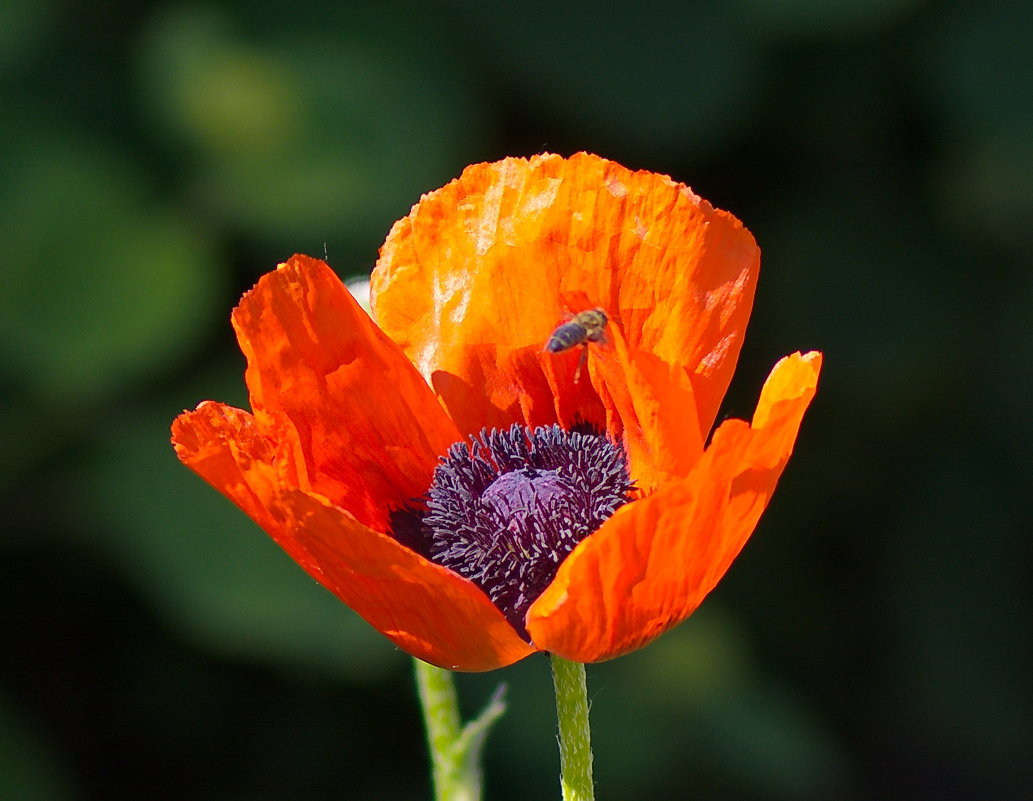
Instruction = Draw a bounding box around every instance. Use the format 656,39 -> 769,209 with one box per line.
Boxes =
413,658 -> 507,801
550,655 -> 595,801
414,658 -> 462,800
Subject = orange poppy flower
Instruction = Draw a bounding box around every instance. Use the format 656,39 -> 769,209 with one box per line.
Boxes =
172,153 -> 821,672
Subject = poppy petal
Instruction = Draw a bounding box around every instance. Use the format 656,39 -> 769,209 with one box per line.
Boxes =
232,254 -> 461,530
172,402 -> 534,672
172,400 -> 316,574
588,324 -> 708,493
373,153 -> 758,487
281,489 -> 537,671
525,351 -> 822,663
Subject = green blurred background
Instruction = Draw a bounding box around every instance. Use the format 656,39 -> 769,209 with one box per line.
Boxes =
2,0 -> 1030,799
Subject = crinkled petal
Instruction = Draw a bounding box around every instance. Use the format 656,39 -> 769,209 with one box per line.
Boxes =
172,401 -> 534,672
373,153 -> 758,491
282,489 -> 536,671
233,254 -> 460,530
172,401 -> 316,573
525,351 -> 822,662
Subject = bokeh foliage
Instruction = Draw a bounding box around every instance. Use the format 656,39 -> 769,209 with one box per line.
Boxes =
2,1 -> 1030,799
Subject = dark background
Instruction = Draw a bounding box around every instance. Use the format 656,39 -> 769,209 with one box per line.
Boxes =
2,1 -> 1030,799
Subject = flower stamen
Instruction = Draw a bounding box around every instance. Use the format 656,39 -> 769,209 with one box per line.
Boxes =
421,424 -> 634,638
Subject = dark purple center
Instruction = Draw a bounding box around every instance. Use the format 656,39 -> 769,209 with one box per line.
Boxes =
409,424 -> 633,639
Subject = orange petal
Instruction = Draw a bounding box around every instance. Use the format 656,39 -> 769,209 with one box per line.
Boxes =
525,351 -> 822,662
172,401 -> 534,672
232,254 -> 461,531
588,324 -> 707,493
373,153 -> 758,488
172,400 -> 327,580
281,489 -> 536,671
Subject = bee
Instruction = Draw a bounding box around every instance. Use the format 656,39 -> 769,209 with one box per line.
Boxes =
545,308 -> 608,382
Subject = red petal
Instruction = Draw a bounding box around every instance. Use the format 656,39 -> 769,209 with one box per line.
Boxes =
525,351 -> 822,662
373,153 -> 758,490
232,254 -> 460,530
282,489 -> 536,671
173,401 -> 535,671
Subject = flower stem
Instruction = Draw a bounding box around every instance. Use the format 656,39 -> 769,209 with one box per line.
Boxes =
413,658 -> 507,801
550,655 -> 595,801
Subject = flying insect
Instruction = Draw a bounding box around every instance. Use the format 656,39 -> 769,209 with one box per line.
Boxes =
545,308 -> 608,382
